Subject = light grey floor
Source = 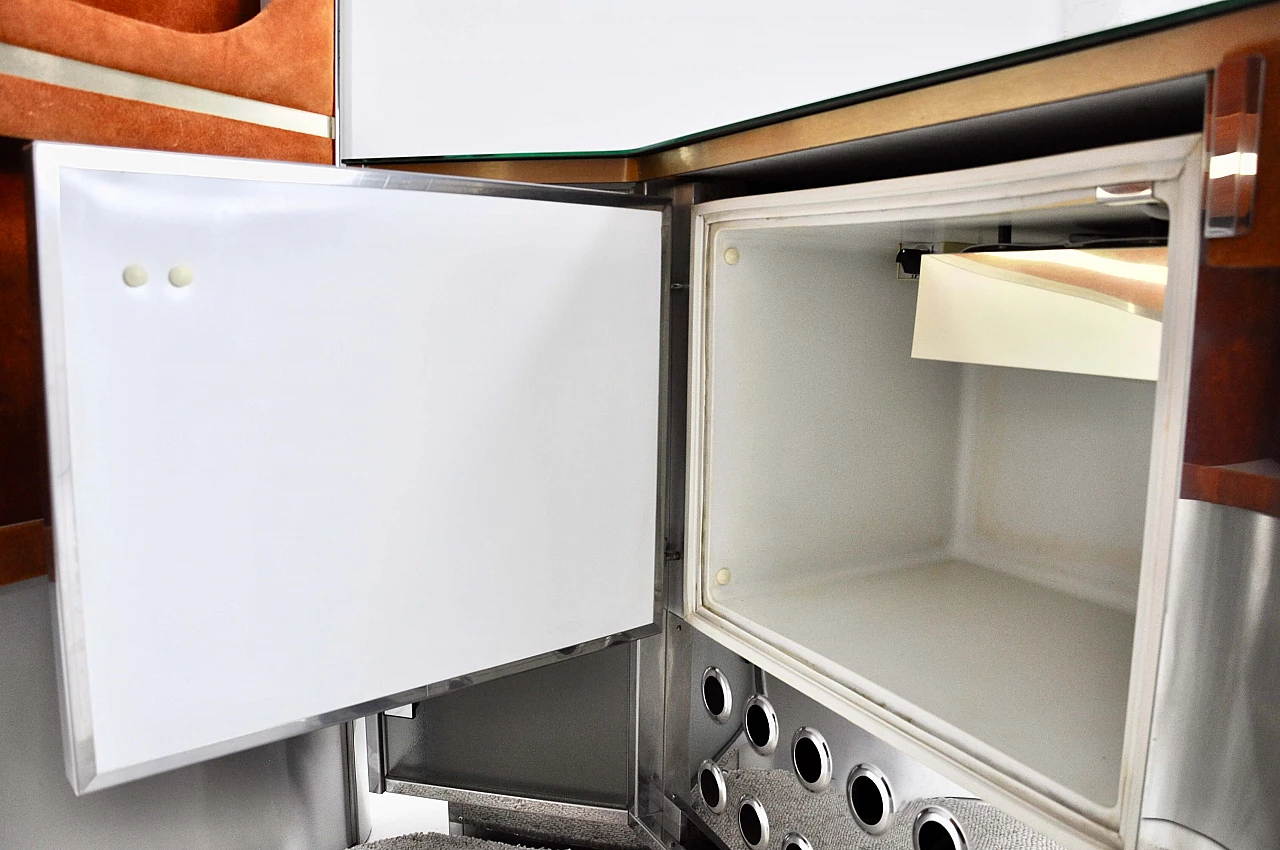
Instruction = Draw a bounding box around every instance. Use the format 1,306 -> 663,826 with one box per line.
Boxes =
363,834 -> 541,850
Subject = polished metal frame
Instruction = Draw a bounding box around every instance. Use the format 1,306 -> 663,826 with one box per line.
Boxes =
737,795 -> 770,850
913,805 -> 969,850
781,832 -> 814,850
701,666 -> 734,723
790,727 -> 834,793
696,759 -> 728,814
743,694 -> 780,756
30,140 -> 670,795
847,763 -> 896,836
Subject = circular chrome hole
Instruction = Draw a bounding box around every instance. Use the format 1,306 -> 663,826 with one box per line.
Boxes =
742,695 -> 779,755
913,806 -> 968,850
697,760 -> 728,814
846,764 -> 895,835
702,667 -> 733,723
790,727 -> 833,792
738,796 -> 770,850
780,832 -> 813,850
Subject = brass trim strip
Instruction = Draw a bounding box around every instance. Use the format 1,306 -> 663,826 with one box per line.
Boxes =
381,157 -> 637,184
0,41 -> 334,139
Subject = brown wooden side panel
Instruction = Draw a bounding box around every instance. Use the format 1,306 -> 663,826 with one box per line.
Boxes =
1183,462 -> 1280,518
0,162 -> 48,586
73,0 -> 260,34
1183,264 -> 1280,466
0,74 -> 333,164
1181,263 -> 1280,518
0,0 -> 333,115
0,168 -> 44,530
0,521 -> 48,586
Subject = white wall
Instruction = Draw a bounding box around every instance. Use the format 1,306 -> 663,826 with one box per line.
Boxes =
341,0 -> 1214,160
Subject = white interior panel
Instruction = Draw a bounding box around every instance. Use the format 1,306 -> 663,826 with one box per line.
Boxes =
700,219 -> 1163,807
913,251 -> 1165,381
341,0 -> 1214,159
33,144 -> 663,791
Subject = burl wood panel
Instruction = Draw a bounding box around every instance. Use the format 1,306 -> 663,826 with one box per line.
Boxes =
1181,263 -> 1280,518
1183,264 -> 1280,465
0,0 -> 333,115
0,74 -> 333,163
1207,40 -> 1280,269
0,168 -> 44,529
75,0 -> 258,33
0,160 -> 49,586
0,521 -> 48,586
1183,462 -> 1280,518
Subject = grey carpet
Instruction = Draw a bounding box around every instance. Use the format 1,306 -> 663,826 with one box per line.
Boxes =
450,803 -> 646,850
690,760 -> 1067,850
362,834 -> 541,850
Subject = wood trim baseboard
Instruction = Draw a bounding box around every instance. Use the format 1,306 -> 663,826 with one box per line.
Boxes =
0,520 -> 48,587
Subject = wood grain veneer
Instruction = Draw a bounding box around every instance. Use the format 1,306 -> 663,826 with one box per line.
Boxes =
1181,264 -> 1280,517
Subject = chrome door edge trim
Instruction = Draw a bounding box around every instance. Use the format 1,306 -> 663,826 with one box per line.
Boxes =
69,620 -> 660,794
31,140 -> 667,209
333,0 -> 343,163
0,42 -> 334,138
384,780 -> 632,825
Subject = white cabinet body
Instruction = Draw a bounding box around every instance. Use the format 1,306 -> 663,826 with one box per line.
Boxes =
340,0 -> 1216,159
31,133 -> 1211,850
681,136 -> 1205,850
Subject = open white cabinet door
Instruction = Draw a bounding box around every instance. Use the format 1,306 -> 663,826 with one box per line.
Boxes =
30,142 -> 667,794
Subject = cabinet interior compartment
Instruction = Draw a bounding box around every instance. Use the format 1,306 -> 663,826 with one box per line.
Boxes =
696,203 -> 1171,809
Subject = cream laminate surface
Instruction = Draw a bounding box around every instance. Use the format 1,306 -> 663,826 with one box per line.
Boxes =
720,559 -> 1134,805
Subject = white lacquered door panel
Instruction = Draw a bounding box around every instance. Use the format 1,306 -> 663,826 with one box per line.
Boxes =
31,143 -> 664,793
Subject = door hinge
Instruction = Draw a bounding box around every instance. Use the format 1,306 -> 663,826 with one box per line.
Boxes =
1096,182 -> 1155,206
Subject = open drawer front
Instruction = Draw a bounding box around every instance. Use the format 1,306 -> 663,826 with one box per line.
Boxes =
681,135 -> 1205,849
29,142 -> 669,794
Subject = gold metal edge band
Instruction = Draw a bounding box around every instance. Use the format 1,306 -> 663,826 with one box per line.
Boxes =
384,2 -> 1280,184
0,41 -> 335,139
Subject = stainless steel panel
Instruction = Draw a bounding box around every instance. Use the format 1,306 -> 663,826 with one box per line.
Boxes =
384,781 -> 630,825
383,643 -> 634,809
669,621 -> 1070,850
0,577 -> 351,850
1141,499 -> 1280,850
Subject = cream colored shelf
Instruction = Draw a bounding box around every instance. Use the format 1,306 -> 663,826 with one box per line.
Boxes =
720,559 -> 1134,806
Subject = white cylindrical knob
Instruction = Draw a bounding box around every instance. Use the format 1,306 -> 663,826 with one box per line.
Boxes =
723,247 -> 740,265
122,264 -> 148,287
168,265 -> 194,288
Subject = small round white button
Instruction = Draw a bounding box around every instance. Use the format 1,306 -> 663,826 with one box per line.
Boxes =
168,265 -> 194,288
715,568 -> 732,586
723,247 -> 740,265
122,264 -> 148,287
